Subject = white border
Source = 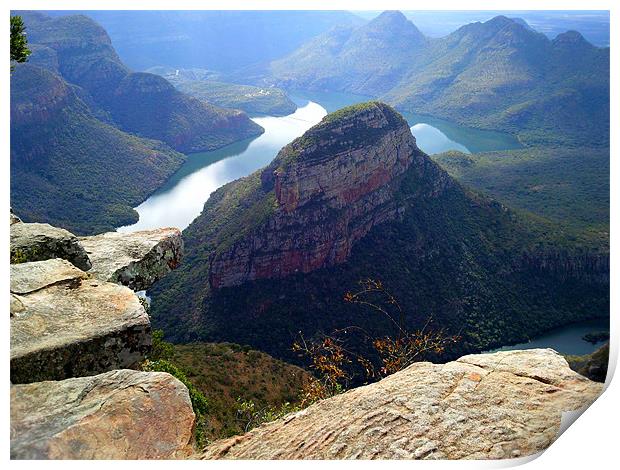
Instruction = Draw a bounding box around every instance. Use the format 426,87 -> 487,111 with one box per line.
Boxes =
2,1 -> 617,468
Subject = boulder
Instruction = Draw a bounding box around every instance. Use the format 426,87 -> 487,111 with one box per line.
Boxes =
10,258 -> 86,295
10,370 -> 195,459
10,222 -> 92,271
201,349 -> 602,460
11,259 -> 151,383
79,228 -> 183,291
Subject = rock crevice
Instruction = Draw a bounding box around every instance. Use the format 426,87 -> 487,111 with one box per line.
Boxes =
10,216 -> 194,459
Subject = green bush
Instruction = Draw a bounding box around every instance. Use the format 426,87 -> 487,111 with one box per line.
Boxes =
149,329 -> 174,361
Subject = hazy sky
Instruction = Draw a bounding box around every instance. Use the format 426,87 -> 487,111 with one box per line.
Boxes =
354,10 -> 610,46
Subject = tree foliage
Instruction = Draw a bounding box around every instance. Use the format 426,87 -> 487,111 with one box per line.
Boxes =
293,279 -> 461,405
10,16 -> 31,71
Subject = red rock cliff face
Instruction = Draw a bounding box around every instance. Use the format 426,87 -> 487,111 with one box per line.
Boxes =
208,102 -> 450,289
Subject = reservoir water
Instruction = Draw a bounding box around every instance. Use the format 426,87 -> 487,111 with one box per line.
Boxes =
118,98 -> 327,232
118,92 -> 520,232
492,318 -> 609,356
117,91 -> 606,356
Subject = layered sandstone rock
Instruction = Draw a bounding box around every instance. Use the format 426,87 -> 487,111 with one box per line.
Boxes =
10,258 -> 86,295
10,221 -> 92,271
9,222 -> 188,384
208,102 -> 451,288
201,349 -> 602,460
10,218 -> 194,459
10,259 -> 151,384
79,227 -> 183,291
10,370 -> 195,459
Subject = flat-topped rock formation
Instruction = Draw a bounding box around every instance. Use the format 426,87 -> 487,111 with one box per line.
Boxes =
207,102 -> 451,288
79,227 -> 183,291
10,258 -> 151,383
11,370 -> 195,459
201,349 -> 602,460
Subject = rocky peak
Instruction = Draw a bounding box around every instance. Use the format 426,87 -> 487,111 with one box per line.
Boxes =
261,102 -> 414,212
459,15 -> 531,42
552,30 -> 593,49
374,10 -> 408,24
208,102 -> 448,289
358,10 -> 426,45
482,15 -> 547,45
370,11 -> 422,33
483,15 -> 516,30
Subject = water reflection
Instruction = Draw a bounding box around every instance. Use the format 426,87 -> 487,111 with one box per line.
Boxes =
492,318 -> 609,355
118,100 -> 327,232
118,92 -> 521,232
410,123 -> 470,155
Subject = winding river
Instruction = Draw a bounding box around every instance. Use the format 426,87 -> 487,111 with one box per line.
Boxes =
118,92 -> 520,232
117,91 -> 607,355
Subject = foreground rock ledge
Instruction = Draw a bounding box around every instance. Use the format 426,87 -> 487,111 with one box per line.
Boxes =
10,370 -> 195,459
79,228 -> 183,291
10,259 -> 150,383
200,349 -> 602,460
10,222 -> 92,271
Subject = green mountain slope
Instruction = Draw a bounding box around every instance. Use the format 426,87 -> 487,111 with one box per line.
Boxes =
107,72 -> 263,153
19,11 -> 263,153
266,11 -> 427,96
385,18 -> 609,146
264,13 -> 609,147
147,67 -> 297,116
171,342 -> 311,439
10,64 -> 185,235
149,103 -> 608,364
432,147 -> 609,248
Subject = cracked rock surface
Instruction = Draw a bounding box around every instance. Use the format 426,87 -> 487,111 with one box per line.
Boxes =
79,228 -> 183,291
10,258 -> 86,295
200,349 -> 602,460
9,216 -> 191,459
10,259 -> 151,384
10,370 -> 196,459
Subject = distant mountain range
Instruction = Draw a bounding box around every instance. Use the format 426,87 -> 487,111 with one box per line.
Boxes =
255,11 -> 609,147
11,11 -> 263,234
354,10 -> 610,47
